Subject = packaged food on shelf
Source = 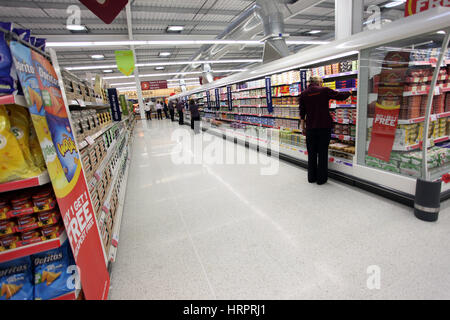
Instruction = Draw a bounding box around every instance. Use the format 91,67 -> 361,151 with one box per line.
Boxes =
0,256 -> 34,300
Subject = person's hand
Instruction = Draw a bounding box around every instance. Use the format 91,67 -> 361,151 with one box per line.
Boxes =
301,121 -> 306,135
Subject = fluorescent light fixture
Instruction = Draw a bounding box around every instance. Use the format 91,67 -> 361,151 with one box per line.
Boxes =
100,69 -> 250,81
47,39 -> 264,48
159,52 -> 171,57
66,24 -> 86,31
212,69 -> 248,73
66,59 -> 262,71
116,86 -> 137,90
308,30 -> 321,34
167,78 -> 199,82
155,66 -> 165,70
384,0 -> 406,8
167,26 -> 184,32
286,40 -> 330,45
110,82 -> 136,86
91,54 -> 105,60
103,70 -> 114,73
437,30 -> 446,34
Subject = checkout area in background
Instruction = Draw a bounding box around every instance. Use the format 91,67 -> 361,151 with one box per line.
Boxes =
133,97 -> 170,120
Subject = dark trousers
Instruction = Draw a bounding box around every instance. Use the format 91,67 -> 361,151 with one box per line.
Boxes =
145,110 -> 151,120
170,109 -> 175,121
191,115 -> 201,133
306,128 -> 331,184
178,110 -> 184,125
157,109 -> 163,120
163,109 -> 169,119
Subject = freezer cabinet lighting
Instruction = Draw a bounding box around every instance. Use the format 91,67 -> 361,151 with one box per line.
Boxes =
384,0 -> 406,8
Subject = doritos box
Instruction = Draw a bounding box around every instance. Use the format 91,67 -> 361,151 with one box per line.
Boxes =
33,240 -> 76,300
0,256 -> 34,300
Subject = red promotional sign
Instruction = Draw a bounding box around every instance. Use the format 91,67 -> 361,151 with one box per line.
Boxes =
79,0 -> 128,24
141,80 -> 168,90
10,42 -> 110,300
405,0 -> 450,16
368,104 -> 401,162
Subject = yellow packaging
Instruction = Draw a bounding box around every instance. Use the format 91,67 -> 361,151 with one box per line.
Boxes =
0,105 -> 39,183
6,105 -> 42,175
28,120 -> 46,170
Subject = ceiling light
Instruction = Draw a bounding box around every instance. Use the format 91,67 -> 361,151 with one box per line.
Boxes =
155,66 -> 165,70
308,30 -> 321,34
159,52 -> 171,57
66,24 -> 87,31
384,0 -> 406,8
46,40 -> 263,48
286,40 -> 330,45
437,30 -> 446,34
167,26 -> 184,32
66,64 -> 116,71
103,70 -> 114,73
91,54 -> 105,60
110,82 -> 136,86
167,78 -> 199,82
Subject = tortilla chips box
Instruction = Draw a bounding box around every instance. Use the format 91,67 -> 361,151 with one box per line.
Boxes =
32,239 -> 77,300
0,256 -> 34,300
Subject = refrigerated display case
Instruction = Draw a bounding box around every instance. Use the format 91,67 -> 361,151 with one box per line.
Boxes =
170,7 -> 450,206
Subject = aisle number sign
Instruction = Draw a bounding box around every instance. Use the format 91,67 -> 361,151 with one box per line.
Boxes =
265,77 -> 273,114
79,0 -> 128,24
405,0 -> 450,16
108,88 -> 122,121
215,88 -> 220,109
206,91 -> 211,109
10,42 -> 110,300
227,86 -> 233,111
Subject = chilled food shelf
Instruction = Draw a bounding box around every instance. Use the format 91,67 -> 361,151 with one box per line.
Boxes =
0,171 -> 50,193
0,93 -> 27,107
0,232 -> 67,264
391,135 -> 450,151
331,134 -> 356,141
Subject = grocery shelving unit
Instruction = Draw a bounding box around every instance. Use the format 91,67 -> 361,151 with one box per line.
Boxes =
172,7 -> 450,206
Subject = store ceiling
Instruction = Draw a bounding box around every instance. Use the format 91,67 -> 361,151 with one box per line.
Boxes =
0,0 -> 405,86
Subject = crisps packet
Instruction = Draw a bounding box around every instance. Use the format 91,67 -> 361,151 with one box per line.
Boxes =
33,240 -> 77,300
0,256 -> 34,300
0,105 -> 38,183
6,105 -> 42,175
0,31 -> 15,94
28,117 -> 46,170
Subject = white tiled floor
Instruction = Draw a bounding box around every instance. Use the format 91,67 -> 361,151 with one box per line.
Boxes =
109,119 -> 450,300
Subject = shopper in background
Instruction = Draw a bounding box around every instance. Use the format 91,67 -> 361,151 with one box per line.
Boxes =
144,99 -> 151,120
299,75 -> 351,185
156,100 -> 163,120
168,100 -> 175,122
163,100 -> 169,119
176,99 -> 184,125
189,99 -> 201,133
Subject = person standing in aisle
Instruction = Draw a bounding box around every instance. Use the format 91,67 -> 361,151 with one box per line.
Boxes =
144,100 -> 151,120
156,100 -> 163,120
168,99 -> 175,122
176,99 -> 184,125
163,100 -> 169,119
189,99 -> 201,133
299,75 -> 351,185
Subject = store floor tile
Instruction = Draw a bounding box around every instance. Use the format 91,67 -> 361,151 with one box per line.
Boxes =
109,120 -> 450,300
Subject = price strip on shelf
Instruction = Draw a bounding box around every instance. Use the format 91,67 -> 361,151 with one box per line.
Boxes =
85,136 -> 95,145
227,86 -> 233,111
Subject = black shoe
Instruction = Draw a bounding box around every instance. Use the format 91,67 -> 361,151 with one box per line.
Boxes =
317,180 -> 327,185
308,179 -> 317,183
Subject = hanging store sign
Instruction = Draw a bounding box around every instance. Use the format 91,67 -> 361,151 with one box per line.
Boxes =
300,70 -> 307,91
227,86 -> 233,111
265,77 -> 273,113
10,41 -> 110,300
215,88 -> 220,109
206,91 -> 211,109
108,88 -> 122,121
115,50 -> 135,76
405,0 -> 450,16
141,80 -> 167,91
79,0 -> 128,24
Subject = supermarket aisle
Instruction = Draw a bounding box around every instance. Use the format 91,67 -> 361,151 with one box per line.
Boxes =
109,120 -> 450,300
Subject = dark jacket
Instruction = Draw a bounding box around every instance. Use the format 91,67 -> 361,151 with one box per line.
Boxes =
189,103 -> 200,118
168,101 -> 175,111
299,84 -> 351,130
176,101 -> 184,112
